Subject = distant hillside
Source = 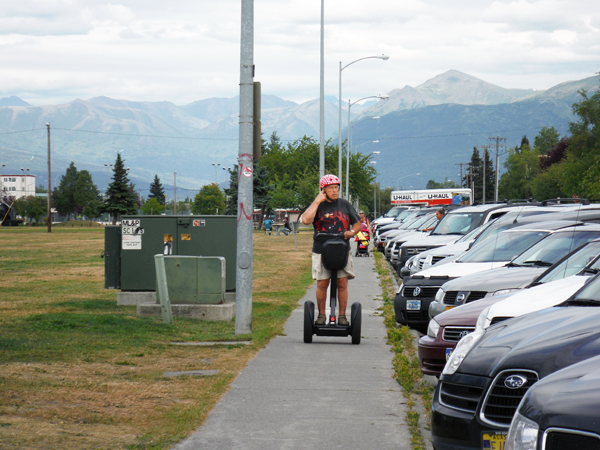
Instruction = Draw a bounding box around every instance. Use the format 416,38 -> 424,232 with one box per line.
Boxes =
359,70 -> 536,118
0,71 -> 597,195
0,96 -> 31,107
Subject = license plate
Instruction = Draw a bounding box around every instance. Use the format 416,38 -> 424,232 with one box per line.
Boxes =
445,306 -> 454,311
482,431 -> 507,450
406,300 -> 421,311
445,348 -> 453,360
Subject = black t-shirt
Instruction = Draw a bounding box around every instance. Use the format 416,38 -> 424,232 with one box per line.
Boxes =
312,198 -> 361,253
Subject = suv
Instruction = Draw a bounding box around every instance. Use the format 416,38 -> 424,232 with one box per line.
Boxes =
395,202 -> 572,270
428,223 -> 600,318
432,271 -> 600,450
394,220 -> 585,332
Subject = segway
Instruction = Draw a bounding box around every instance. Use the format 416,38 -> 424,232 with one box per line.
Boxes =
304,232 -> 362,344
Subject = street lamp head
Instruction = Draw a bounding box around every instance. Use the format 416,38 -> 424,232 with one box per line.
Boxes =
373,141 -> 379,144
378,95 -> 390,100
370,161 -> 377,164
379,54 -> 390,61
372,151 -> 380,155
373,116 -> 380,120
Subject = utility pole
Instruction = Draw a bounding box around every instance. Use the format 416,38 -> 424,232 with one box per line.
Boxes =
319,0 -> 325,179
455,162 -> 466,187
476,145 -> 492,203
236,0 -> 254,335
489,136 -> 506,202
173,172 -> 177,215
46,123 -> 52,233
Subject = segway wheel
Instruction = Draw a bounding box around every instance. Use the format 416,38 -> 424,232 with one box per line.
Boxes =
351,302 -> 362,345
304,301 -> 315,343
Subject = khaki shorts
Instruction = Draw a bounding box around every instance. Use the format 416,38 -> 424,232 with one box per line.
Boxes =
312,252 -> 355,281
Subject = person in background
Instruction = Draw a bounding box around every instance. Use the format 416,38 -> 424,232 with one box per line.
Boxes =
422,208 -> 445,232
282,216 -> 291,235
263,216 -> 273,235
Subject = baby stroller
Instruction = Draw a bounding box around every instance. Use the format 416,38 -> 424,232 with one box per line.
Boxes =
354,223 -> 370,257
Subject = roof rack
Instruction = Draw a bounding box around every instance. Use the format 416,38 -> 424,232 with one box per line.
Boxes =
541,198 -> 590,206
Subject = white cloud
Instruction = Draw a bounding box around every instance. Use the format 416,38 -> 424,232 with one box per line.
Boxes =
0,0 -> 599,105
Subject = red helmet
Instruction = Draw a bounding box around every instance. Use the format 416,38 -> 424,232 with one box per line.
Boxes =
320,174 -> 341,189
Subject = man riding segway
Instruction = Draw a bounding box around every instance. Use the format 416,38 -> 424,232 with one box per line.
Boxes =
301,174 -> 361,326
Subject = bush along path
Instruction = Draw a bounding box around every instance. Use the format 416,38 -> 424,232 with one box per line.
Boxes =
373,251 -> 434,450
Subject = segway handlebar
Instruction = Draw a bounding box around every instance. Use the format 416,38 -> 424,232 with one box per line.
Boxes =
316,232 -> 347,240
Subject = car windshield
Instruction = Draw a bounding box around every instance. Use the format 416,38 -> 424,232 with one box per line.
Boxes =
536,241 -> 600,284
385,207 -> 408,218
405,214 -> 434,230
398,215 -> 425,230
394,209 -> 416,222
417,215 -> 438,231
457,230 -> 550,263
455,220 -> 497,244
563,272 -> 600,306
431,212 -> 485,236
513,230 -> 600,267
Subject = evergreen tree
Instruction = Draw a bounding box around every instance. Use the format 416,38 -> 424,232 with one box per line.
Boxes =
482,148 -> 495,203
52,162 -> 79,218
102,154 -> 138,224
224,166 -> 239,215
464,147 -> 483,202
52,162 -> 100,218
148,174 -> 166,204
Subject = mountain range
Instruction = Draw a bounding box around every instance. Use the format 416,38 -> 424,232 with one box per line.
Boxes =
0,70 -> 597,196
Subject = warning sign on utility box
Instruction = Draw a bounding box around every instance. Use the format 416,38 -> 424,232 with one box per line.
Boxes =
121,219 -> 143,250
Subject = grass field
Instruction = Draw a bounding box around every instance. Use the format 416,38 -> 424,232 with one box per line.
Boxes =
0,228 -> 314,449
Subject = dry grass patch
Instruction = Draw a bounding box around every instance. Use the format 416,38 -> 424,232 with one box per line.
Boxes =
0,227 -> 315,449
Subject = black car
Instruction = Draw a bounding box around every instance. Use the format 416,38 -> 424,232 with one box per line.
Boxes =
431,271 -> 600,450
505,354 -> 600,450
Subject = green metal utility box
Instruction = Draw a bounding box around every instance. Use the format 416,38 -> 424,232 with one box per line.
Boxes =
162,256 -> 226,304
110,215 -> 236,292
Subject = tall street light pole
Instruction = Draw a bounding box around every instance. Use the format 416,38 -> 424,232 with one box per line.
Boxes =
370,160 -> 378,217
347,96 -> 388,189
46,123 -> 51,233
346,116 -> 380,198
212,162 -> 221,184
396,173 -> 420,190
338,54 -> 389,191
319,0 -> 325,180
346,142 -> 379,200
174,172 -> 177,215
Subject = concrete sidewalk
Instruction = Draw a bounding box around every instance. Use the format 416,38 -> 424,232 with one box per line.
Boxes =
174,255 -> 413,450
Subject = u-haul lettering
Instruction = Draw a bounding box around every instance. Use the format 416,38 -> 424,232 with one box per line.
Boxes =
390,189 -> 472,206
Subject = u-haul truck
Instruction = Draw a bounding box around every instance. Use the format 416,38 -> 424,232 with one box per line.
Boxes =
390,188 -> 472,207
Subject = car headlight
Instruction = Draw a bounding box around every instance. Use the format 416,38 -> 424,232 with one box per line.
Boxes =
505,409 -> 539,450
442,328 -> 484,376
493,288 -> 519,296
427,318 -> 440,338
475,306 -> 491,333
434,288 -> 445,303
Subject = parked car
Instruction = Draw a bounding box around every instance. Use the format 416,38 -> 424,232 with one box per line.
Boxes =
396,202 -> 543,270
505,354 -> 600,450
405,206 -> 600,277
419,238 -> 600,377
428,223 -> 600,318
431,271 -> 600,450
382,213 -> 438,258
376,210 -> 436,253
394,220 -> 584,332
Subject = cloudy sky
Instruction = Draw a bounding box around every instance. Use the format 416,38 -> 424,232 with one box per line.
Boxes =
2,0 -> 599,106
